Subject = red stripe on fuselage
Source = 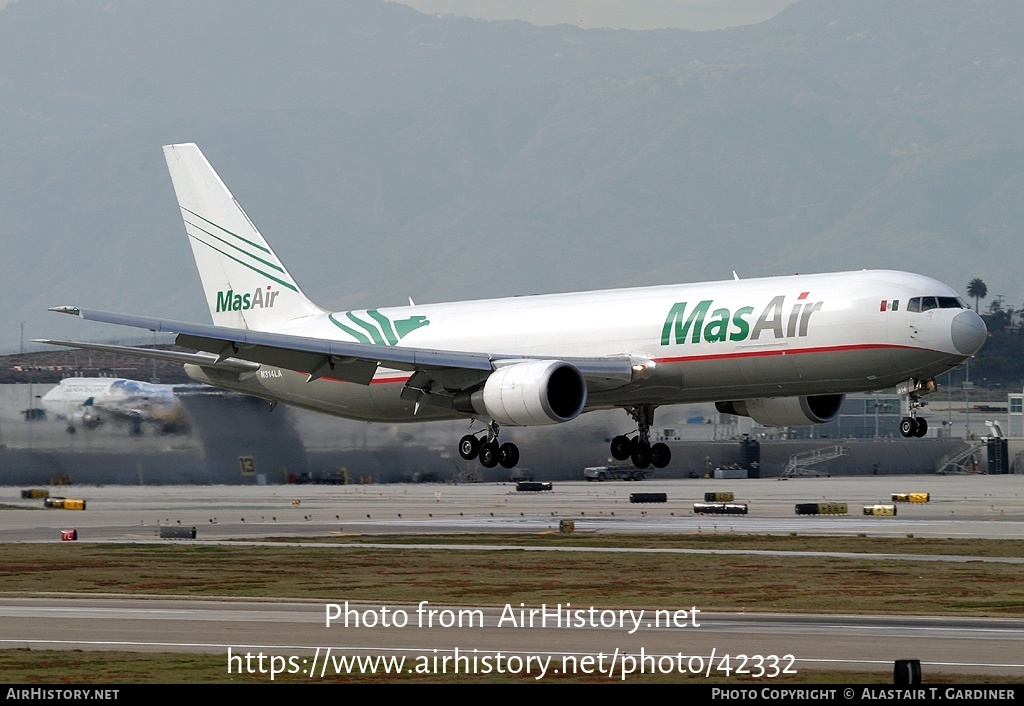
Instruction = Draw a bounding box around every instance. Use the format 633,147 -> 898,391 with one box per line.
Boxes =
306,343 -> 934,384
653,342 -> 928,365
368,375 -> 412,384
294,371 -> 412,385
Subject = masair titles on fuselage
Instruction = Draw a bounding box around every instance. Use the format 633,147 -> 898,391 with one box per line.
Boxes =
661,293 -> 823,345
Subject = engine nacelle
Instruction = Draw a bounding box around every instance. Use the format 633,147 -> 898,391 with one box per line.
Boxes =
453,360 -> 587,426
716,394 -> 844,427
70,409 -> 104,430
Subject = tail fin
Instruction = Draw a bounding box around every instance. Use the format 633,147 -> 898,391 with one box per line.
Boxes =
162,143 -> 324,330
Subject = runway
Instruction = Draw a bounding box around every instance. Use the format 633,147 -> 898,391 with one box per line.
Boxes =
2,475 -> 1022,682
3,475 -> 1023,541
0,598 -> 1021,679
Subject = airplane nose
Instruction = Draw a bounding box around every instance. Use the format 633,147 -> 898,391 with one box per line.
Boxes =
951,310 -> 987,355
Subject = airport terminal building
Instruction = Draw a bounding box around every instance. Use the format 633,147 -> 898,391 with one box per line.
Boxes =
2,376 -> 1022,485
0,335 -> 1021,485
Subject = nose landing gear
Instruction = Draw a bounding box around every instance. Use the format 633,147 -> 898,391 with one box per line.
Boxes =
898,378 -> 936,438
899,416 -> 928,438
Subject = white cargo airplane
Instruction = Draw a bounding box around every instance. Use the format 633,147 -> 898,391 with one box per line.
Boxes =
40,377 -> 191,435
40,143 -> 987,470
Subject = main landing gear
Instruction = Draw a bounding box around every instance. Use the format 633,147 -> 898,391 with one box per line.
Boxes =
609,404 -> 671,470
458,421 -> 520,469
898,378 -> 937,438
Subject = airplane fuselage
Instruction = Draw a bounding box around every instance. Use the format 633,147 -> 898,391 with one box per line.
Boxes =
185,269 -> 985,423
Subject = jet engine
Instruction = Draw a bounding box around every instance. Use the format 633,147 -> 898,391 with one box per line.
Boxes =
716,394 -> 844,427
68,409 -> 104,430
453,360 -> 587,426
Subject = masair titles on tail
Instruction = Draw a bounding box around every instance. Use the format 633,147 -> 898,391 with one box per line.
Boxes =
163,143 -> 325,331
40,143 -> 987,471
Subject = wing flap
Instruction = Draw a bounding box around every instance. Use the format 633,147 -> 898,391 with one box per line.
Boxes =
174,333 -> 380,384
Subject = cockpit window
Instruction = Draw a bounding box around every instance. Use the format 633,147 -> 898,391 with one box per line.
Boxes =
906,296 -> 965,313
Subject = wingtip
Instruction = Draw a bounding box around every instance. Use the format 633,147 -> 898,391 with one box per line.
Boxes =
48,306 -> 81,316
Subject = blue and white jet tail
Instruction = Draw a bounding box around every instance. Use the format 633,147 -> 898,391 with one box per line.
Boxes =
163,143 -> 324,331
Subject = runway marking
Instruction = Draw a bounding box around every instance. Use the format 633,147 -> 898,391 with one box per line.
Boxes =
168,539 -> 1024,564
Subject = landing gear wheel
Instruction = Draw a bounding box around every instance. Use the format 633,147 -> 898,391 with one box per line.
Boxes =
498,442 -> 520,469
900,378 -> 937,439
622,404 -> 658,470
610,435 -> 632,461
631,442 -> 652,469
458,434 -> 481,460
479,442 -> 500,469
650,442 -> 671,469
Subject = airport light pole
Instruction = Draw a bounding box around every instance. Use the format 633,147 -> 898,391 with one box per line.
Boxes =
871,400 -> 893,438
27,371 -> 33,450
964,360 -> 972,440
947,370 -> 952,434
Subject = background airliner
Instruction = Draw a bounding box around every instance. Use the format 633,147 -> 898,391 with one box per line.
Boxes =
40,144 -> 987,470
40,377 -> 192,436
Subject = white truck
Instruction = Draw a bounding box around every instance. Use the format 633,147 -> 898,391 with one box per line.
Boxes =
584,465 -> 651,481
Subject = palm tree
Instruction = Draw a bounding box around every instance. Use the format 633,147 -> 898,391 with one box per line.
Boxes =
966,278 -> 988,312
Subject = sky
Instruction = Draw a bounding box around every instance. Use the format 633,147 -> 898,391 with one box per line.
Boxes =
390,0 -> 798,30
2,0 -> 1015,352
0,0 -> 797,29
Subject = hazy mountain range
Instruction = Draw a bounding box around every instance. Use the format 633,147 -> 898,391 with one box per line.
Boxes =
2,0 -> 1022,353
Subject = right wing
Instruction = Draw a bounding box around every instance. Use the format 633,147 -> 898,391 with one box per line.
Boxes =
43,306 -> 643,390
